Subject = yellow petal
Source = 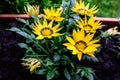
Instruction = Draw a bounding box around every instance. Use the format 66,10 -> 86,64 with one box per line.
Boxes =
87,53 -> 95,58
72,49 -> 78,55
84,33 -> 94,43
88,44 -> 100,48
67,45 -> 76,50
83,46 -> 97,53
63,43 -> 72,46
30,66 -> 35,72
47,36 -> 52,39
52,33 -> 63,37
78,29 -> 84,40
43,9 -> 49,17
36,35 -> 44,40
53,26 -> 62,33
48,20 -> 53,27
88,40 -> 99,45
43,18 -> 48,27
66,36 -> 75,45
72,29 -> 78,42
77,52 -> 82,61
52,24 -> 60,31
55,18 -> 65,22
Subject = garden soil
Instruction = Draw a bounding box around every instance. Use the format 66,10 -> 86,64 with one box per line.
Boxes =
0,20 -> 120,80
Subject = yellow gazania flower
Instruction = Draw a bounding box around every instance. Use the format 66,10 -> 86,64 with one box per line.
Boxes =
63,29 -> 100,61
41,7 -> 64,22
22,58 -> 41,72
72,0 -> 98,16
76,17 -> 101,33
32,19 -> 62,40
24,4 -> 39,17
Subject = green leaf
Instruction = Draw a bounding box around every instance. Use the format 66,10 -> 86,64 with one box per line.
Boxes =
74,75 -> 82,80
61,55 -> 69,60
37,69 -> 47,75
18,43 -> 28,48
46,61 -> 54,66
9,27 -> 29,38
64,68 -> 71,80
16,18 -> 26,24
53,54 -> 61,62
79,66 -> 94,80
47,69 -> 57,80
25,20 -> 30,26
9,27 -> 21,32
9,27 -> 35,39
83,55 -> 99,62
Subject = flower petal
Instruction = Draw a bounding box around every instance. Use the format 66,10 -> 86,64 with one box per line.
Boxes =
88,40 -> 99,45
78,29 -> 85,40
43,18 -> 48,27
72,49 -> 78,55
77,52 -> 82,61
67,45 -> 76,50
36,35 -> 44,40
86,53 -> 95,58
84,33 -> 94,43
52,33 -> 63,37
66,36 -> 75,45
83,46 -> 97,53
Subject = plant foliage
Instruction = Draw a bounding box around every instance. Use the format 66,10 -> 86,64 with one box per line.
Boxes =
9,0 -> 120,80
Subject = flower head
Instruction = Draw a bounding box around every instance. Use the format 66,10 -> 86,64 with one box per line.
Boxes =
22,58 -> 41,72
25,4 -> 39,17
106,26 -> 120,36
32,19 -> 62,40
76,17 -> 101,33
72,0 -> 98,16
41,7 -> 64,22
63,29 -> 100,60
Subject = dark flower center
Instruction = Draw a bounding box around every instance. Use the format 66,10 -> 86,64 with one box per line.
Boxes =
83,24 -> 92,30
40,27 -> 53,36
75,40 -> 87,51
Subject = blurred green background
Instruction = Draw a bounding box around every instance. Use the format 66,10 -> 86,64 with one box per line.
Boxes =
0,0 -> 120,18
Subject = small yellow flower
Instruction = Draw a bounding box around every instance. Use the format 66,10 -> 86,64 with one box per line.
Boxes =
76,17 -> 101,33
25,4 -> 39,17
32,19 -> 62,40
72,0 -> 98,16
63,29 -> 100,61
22,58 -> 41,72
41,7 -> 64,22
106,26 -> 120,36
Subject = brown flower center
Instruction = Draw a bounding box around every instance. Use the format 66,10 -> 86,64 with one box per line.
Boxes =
75,40 -> 87,51
78,8 -> 86,11
77,8 -> 88,13
83,24 -> 92,30
40,27 -> 53,36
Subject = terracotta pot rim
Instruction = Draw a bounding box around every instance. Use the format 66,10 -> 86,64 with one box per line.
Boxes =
0,14 -> 119,22
0,14 -> 120,29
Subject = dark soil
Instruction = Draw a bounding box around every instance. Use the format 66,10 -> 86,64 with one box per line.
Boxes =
0,20 -> 120,80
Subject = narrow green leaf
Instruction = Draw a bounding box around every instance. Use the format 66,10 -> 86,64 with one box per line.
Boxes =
64,68 -> 71,80
18,43 -> 28,48
47,69 -> 56,80
9,27 -> 29,38
37,69 -> 47,75
16,18 -> 26,24
9,27 -> 21,32
46,61 -> 54,66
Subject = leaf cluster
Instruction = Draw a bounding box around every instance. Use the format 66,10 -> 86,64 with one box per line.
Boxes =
8,0 -> 120,80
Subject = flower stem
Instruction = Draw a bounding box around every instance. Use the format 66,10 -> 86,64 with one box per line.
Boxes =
45,39 -> 53,54
32,39 -> 50,55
